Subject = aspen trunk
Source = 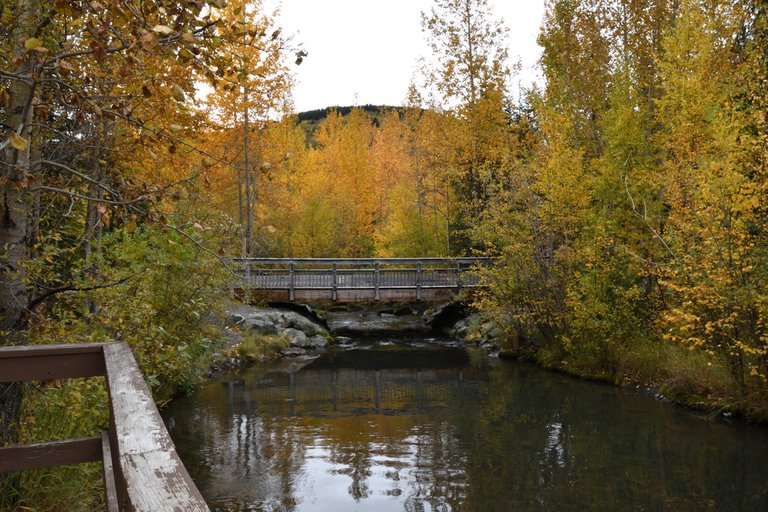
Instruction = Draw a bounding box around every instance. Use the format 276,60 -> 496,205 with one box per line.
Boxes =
0,1 -> 34,502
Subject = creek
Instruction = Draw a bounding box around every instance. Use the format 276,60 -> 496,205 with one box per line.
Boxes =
162,337 -> 768,511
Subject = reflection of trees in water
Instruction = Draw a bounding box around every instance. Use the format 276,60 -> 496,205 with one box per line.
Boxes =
403,422 -> 468,511
166,375 -> 310,510
328,440 -> 374,501
165,352 -> 768,511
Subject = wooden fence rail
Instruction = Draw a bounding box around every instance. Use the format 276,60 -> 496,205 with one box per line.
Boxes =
233,257 -> 490,302
0,342 -> 209,512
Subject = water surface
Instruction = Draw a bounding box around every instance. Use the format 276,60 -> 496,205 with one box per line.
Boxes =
163,339 -> 768,511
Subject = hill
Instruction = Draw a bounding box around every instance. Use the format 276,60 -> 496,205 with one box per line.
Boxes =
295,105 -> 401,147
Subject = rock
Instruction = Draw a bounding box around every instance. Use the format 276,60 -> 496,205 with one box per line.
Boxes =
225,304 -> 329,339
282,313 -> 326,337
249,319 -> 278,335
286,331 -> 328,350
269,302 -> 329,330
307,335 -> 329,349
283,328 -> 310,347
228,314 -> 246,325
326,311 -> 431,336
336,336 -> 353,345
394,306 -> 415,316
451,318 -> 471,339
281,347 -> 307,357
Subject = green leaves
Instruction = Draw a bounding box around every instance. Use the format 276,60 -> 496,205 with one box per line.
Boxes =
171,84 -> 186,102
24,37 -> 46,52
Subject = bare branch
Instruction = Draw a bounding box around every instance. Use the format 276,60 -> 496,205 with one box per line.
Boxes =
37,185 -> 148,206
161,221 -> 240,278
34,159 -> 119,193
624,176 -> 679,264
23,274 -> 136,323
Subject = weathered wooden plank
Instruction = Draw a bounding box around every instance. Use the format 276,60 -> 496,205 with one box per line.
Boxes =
101,431 -> 120,512
0,343 -> 106,382
103,342 -> 209,512
234,256 -> 491,266
0,436 -> 101,472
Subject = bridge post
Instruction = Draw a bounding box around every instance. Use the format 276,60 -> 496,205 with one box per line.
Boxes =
374,261 -> 380,301
289,261 -> 295,302
416,262 -> 422,301
456,260 -> 463,291
332,262 -> 338,301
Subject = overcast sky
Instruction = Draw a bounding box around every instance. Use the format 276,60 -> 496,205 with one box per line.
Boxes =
270,0 -> 547,113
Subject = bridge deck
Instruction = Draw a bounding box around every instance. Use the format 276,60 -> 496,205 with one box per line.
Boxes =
234,257 -> 489,302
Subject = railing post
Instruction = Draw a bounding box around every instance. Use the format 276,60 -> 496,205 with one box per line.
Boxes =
416,261 -> 422,301
456,260 -> 463,291
332,262 -> 338,301
374,261 -> 380,301
289,261 -> 295,302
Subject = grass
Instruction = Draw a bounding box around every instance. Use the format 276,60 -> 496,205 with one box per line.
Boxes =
230,332 -> 291,362
10,379 -> 109,511
508,333 -> 764,420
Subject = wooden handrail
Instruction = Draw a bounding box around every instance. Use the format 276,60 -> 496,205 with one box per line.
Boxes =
232,257 -> 490,303
0,342 -> 209,512
232,256 -> 491,266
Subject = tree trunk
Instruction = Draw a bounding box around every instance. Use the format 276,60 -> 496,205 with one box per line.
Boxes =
0,2 -> 34,501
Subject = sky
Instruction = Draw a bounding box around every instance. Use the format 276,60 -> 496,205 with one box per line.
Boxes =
270,0 -> 547,113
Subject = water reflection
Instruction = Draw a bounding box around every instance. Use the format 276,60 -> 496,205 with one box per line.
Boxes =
163,341 -> 768,511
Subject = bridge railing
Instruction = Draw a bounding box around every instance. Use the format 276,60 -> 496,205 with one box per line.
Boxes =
233,257 -> 490,301
0,342 -> 209,512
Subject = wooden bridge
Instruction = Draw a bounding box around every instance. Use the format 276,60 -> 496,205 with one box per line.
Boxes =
234,257 -> 490,302
0,342 -> 209,511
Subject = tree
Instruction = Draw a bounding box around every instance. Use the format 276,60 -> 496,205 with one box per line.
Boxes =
0,0 -> 294,501
421,0 -> 510,109
419,0 -> 516,253
654,0 -> 767,391
203,0 -> 293,256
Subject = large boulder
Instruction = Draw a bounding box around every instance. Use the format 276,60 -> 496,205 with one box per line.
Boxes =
249,319 -> 279,335
226,304 -> 329,339
282,328 -> 309,347
281,313 -> 326,337
269,302 -> 329,330
282,329 -> 329,350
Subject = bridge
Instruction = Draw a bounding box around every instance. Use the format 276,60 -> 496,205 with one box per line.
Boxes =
233,257 -> 490,302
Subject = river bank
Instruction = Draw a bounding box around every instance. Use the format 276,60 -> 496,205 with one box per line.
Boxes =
211,300 -> 766,423
163,338 -> 768,511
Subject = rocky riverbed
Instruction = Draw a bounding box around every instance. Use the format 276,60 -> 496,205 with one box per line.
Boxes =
213,300 -> 505,370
